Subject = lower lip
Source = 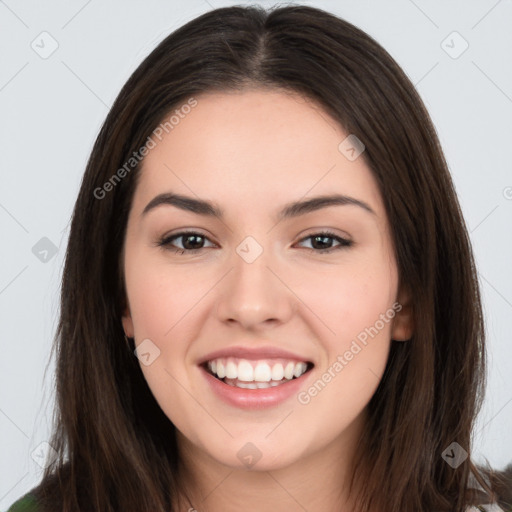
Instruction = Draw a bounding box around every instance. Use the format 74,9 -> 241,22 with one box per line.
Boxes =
200,365 -> 313,410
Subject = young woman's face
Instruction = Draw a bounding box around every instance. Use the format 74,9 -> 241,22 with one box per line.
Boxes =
122,89 -> 412,472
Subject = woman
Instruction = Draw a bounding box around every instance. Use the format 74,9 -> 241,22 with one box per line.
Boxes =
7,4 -> 511,511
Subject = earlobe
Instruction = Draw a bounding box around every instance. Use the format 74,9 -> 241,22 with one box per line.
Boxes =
391,288 -> 414,342
121,306 -> 134,338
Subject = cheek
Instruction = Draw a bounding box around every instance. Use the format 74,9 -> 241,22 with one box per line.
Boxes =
124,253 -> 203,421
297,256 -> 397,341
329,263 -> 395,389
297,265 -> 394,429
125,251 -> 207,340
296,253 -> 396,406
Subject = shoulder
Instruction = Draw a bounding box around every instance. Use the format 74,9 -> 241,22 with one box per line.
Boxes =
6,491 -> 39,512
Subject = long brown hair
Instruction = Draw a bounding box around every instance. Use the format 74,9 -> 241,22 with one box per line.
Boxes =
30,4 -> 510,511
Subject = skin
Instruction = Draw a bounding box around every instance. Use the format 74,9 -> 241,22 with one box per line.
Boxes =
121,88 -> 414,512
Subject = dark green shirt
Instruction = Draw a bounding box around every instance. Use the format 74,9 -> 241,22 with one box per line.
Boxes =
6,492 -> 38,511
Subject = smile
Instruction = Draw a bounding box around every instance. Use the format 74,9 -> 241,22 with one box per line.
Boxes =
205,357 -> 311,389
200,355 -> 314,409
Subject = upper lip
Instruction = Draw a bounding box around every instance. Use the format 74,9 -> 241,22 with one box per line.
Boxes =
198,345 -> 314,365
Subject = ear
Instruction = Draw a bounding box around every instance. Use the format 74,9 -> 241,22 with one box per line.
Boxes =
121,302 -> 134,338
391,286 -> 414,342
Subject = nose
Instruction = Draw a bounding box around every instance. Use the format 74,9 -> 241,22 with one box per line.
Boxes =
215,245 -> 296,331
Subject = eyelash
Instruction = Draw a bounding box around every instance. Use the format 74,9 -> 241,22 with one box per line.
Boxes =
157,230 -> 353,255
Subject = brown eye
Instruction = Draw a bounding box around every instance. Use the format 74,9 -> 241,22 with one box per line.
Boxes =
296,231 -> 353,253
158,232 -> 215,254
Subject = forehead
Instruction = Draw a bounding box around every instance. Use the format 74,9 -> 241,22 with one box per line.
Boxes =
132,89 -> 385,219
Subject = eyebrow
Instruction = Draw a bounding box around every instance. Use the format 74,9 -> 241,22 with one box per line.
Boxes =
141,192 -> 376,221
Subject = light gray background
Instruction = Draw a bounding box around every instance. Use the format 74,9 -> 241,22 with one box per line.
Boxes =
1,0 -> 511,508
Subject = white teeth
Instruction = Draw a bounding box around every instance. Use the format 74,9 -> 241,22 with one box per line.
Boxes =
293,362 -> 307,378
237,360 -> 254,381
225,361 -> 237,379
254,362 -> 272,382
284,362 -> 295,380
207,357 -> 310,382
271,363 -> 284,381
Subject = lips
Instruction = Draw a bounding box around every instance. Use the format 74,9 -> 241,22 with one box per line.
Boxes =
198,345 -> 315,409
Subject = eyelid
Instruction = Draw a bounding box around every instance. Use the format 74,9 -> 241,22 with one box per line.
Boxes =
298,227 -> 352,242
